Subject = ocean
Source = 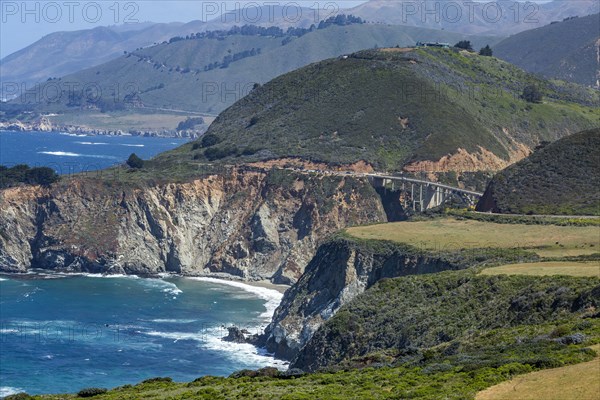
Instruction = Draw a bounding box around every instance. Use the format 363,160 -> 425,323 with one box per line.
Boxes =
0,130 -> 189,174
0,273 -> 287,397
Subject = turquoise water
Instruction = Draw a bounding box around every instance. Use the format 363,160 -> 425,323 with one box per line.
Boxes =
0,273 -> 285,396
0,130 -> 189,174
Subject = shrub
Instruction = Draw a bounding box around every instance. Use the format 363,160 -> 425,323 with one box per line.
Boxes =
0,164 -> 59,188
479,45 -> 493,56
126,153 -> 144,169
454,40 -> 473,51
177,117 -> 205,131
522,85 -> 543,103
77,387 -> 108,397
204,146 -> 238,161
141,376 -> 173,384
26,167 -> 60,185
247,116 -> 259,127
201,133 -> 221,148
4,394 -> 32,400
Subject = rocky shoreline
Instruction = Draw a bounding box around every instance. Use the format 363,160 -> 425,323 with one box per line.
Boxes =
0,118 -> 202,138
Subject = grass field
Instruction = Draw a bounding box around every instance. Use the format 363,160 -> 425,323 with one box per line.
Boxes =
346,218 -> 599,257
476,345 -> 600,400
50,110 -> 214,132
481,261 -> 600,277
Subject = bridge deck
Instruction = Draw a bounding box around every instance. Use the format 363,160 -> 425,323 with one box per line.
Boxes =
365,174 -> 484,197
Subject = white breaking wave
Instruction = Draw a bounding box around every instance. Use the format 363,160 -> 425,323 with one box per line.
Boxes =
80,273 -> 137,279
143,329 -> 288,370
138,279 -> 183,297
202,326 -> 289,369
145,330 -> 201,342
0,387 -> 24,397
0,277 -> 7,281
59,132 -> 88,137
188,277 -> 283,322
121,144 -> 144,147
38,151 -> 117,159
80,274 -> 182,297
150,319 -> 197,324
39,151 -> 80,157
75,141 -> 109,145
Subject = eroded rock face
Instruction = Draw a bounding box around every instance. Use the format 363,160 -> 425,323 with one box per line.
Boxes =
263,240 -> 458,360
0,169 -> 386,284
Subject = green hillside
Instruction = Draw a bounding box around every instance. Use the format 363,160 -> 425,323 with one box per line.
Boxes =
9,23 -> 499,116
156,47 -> 599,172
494,14 -> 600,87
477,128 -> 600,215
292,270 -> 600,372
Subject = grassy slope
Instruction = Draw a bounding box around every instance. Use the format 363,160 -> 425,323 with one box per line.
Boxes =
346,218 -> 599,257
476,345 -> 600,400
14,24 -> 498,116
494,14 -> 600,87
293,271 -> 600,371
476,128 -> 600,216
171,47 -> 599,171
481,261 -> 600,277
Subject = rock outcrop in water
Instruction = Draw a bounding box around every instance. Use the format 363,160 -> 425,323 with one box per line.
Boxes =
0,169 -> 385,284
262,239 -> 460,360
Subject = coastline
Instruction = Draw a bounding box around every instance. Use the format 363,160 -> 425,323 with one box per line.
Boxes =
0,124 -> 200,139
190,276 -> 290,295
0,270 -> 291,395
0,270 -> 290,293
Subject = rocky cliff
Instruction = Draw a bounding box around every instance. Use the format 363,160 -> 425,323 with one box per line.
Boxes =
263,239 -> 461,359
0,169 -> 385,284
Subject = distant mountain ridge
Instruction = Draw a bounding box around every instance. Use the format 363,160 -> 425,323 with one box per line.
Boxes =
494,14 -> 600,87
347,0 -> 600,35
6,23 -> 500,116
0,5 -> 321,98
2,0 -> 598,99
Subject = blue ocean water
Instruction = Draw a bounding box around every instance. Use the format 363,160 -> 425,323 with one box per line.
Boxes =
0,273 -> 286,396
0,130 -> 189,174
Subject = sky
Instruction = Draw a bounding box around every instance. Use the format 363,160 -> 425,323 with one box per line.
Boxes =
0,0 -> 553,59
0,1 -> 367,58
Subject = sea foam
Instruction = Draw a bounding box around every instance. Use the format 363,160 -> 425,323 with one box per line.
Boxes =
38,151 -> 117,159
143,328 -> 288,370
0,387 -> 24,397
188,277 -> 283,321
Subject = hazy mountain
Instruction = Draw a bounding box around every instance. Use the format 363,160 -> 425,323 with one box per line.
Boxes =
347,0 -> 599,35
8,23 -> 499,116
494,14 -> 600,87
0,5 -> 319,98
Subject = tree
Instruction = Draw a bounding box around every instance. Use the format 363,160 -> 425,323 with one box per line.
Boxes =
522,85 -> 543,103
479,45 -> 493,56
27,167 -> 59,185
126,153 -> 144,169
454,40 -> 473,51
201,133 -> 221,148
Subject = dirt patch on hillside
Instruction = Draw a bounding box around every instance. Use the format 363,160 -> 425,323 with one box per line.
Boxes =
247,158 -> 374,173
404,144 -> 531,173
